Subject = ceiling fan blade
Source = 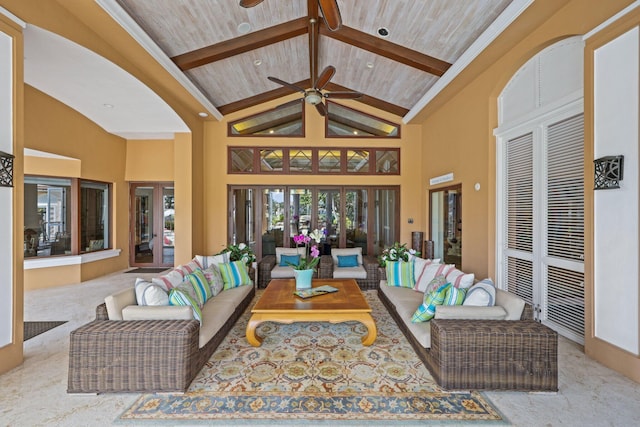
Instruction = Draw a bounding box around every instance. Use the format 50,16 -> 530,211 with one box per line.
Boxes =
267,76 -> 306,94
239,0 -> 264,7
315,102 -> 327,117
318,0 -> 342,31
314,65 -> 336,91
325,91 -> 363,99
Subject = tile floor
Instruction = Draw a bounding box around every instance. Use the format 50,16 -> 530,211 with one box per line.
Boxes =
1,270 -> 639,426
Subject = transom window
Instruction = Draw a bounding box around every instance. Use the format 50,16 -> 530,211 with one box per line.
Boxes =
229,147 -> 399,175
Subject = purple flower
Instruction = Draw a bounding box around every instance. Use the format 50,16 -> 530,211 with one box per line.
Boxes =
310,245 -> 319,258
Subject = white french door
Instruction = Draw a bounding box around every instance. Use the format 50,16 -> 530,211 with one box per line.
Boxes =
496,104 -> 585,343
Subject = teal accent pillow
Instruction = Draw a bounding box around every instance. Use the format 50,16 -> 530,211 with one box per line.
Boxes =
168,283 -> 202,322
386,261 -> 415,288
219,260 -> 252,290
411,282 -> 451,322
280,254 -> 301,267
443,285 -> 467,306
337,254 -> 359,267
185,268 -> 212,305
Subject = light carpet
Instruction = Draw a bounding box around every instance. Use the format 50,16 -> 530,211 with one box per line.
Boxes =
119,290 -> 504,424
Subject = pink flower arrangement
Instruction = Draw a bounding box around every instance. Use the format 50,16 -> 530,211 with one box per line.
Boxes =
290,229 -> 323,270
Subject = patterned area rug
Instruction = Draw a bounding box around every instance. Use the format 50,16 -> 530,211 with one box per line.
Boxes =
119,291 -> 504,424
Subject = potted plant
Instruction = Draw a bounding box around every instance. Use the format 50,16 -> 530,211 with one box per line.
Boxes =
377,242 -> 419,267
289,229 -> 323,289
218,242 -> 256,267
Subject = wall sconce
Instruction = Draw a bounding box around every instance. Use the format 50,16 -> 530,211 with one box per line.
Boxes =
594,155 -> 624,190
0,151 -> 14,187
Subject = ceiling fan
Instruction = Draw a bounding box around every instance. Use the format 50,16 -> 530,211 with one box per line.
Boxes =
240,0 -> 342,31
267,63 -> 362,117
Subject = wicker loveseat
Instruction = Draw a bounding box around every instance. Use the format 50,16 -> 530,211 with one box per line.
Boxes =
378,278 -> 558,391
67,284 -> 254,394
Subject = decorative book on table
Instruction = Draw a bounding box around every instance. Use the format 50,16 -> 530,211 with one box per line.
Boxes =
294,285 -> 339,299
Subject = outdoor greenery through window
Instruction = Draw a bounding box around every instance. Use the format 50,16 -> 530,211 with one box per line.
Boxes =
24,176 -> 111,258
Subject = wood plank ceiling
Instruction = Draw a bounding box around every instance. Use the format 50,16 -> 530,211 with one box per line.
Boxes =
115,0 -> 513,118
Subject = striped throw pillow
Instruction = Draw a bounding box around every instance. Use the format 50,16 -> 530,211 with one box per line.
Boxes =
385,261 -> 415,288
412,282 -> 451,322
443,285 -> 467,306
185,268 -> 212,305
168,283 -> 202,322
219,260 -> 252,290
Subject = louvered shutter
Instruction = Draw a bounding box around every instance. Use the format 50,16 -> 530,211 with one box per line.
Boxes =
545,114 -> 584,341
504,132 -> 534,304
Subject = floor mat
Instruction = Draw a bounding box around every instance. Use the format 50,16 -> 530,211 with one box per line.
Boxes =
24,321 -> 67,341
125,268 -> 170,274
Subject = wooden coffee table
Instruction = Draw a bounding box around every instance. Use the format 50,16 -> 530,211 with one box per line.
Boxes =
246,278 -> 377,347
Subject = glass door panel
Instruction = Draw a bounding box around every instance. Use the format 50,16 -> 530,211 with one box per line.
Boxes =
430,185 -> 462,269
373,188 -> 398,256
260,188 -> 285,255
345,189 -> 368,254
318,189 -> 341,249
162,186 -> 175,265
133,186 -> 154,265
289,188 -> 312,240
231,188 -> 257,255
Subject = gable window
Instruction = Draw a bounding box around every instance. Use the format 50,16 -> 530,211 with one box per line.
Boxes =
228,101 -> 304,137
326,102 -> 400,138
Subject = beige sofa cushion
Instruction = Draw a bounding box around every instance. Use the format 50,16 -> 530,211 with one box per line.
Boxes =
198,284 -> 253,348
333,266 -> 367,279
275,247 -> 303,264
105,288 -> 136,320
331,247 -> 363,266
380,281 -> 431,347
495,289 -> 526,320
270,265 -> 296,278
435,305 -> 507,320
122,305 -> 193,321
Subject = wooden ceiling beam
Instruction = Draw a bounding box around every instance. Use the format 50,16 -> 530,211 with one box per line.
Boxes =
218,79 -> 311,115
172,17 -> 309,71
325,82 -> 409,117
320,25 -> 451,77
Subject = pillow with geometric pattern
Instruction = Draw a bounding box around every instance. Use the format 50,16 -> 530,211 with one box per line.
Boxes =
411,282 -> 451,322
168,283 -> 202,322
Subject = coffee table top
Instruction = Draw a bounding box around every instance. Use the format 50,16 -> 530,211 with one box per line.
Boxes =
252,278 -> 371,314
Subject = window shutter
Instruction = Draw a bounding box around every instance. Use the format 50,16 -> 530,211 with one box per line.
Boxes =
504,132 -> 534,304
545,114 -> 584,341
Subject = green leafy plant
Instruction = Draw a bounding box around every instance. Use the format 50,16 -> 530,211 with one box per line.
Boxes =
218,242 -> 256,267
378,242 -> 420,267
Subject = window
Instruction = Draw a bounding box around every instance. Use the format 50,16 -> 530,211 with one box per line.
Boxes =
326,102 -> 400,138
229,147 -> 400,175
24,176 -> 111,258
228,101 -> 304,136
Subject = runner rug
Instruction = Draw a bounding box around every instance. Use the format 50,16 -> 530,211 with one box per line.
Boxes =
119,291 -> 504,424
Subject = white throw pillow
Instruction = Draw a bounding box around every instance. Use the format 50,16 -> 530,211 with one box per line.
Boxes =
134,278 -> 169,306
203,264 -> 224,296
445,268 -> 475,289
195,253 -> 229,269
463,278 -> 496,306
414,263 -> 454,292
152,268 -> 185,290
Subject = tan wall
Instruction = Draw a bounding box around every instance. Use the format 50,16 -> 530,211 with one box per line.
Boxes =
420,0 -> 638,382
0,12 -> 24,376
125,139 -> 174,182
23,85 -> 129,288
24,155 -> 81,177
202,95 -> 423,255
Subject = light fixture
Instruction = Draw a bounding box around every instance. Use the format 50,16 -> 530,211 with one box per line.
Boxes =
594,155 -> 624,189
103,103 -> 114,109
253,59 -> 262,66
377,27 -> 390,38
237,22 -> 251,34
0,151 -> 15,187
366,62 -> 374,69
198,112 -> 209,118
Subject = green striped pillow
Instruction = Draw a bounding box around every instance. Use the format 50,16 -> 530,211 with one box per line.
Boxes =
185,268 -> 212,305
168,283 -> 202,322
443,285 -> 467,306
385,261 -> 415,288
219,260 -> 252,290
411,282 -> 451,322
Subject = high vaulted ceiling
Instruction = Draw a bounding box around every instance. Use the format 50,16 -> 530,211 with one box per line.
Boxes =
106,0 -> 515,120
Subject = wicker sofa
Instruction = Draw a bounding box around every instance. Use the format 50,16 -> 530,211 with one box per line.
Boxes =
67,283 -> 255,394
378,278 -> 558,391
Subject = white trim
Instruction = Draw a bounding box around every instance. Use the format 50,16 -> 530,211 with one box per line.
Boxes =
24,249 -> 122,270
403,0 -> 534,124
95,0 -> 222,120
583,0 -> 640,40
0,6 -> 26,28
494,98 -> 583,136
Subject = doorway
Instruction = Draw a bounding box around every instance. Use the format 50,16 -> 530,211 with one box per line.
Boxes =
430,184 -> 462,269
130,182 -> 174,267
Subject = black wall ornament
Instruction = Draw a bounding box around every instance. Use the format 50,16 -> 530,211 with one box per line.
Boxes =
594,155 -> 624,190
0,151 -> 14,187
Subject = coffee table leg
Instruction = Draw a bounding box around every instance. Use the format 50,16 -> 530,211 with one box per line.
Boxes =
358,314 -> 377,346
246,314 -> 264,347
